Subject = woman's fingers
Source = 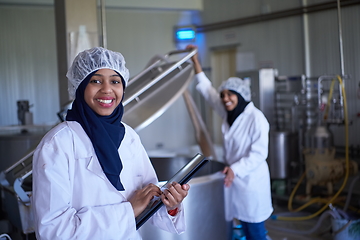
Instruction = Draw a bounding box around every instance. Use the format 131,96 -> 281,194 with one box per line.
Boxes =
161,182 -> 189,209
223,166 -> 234,187
129,183 -> 161,217
131,182 -> 191,216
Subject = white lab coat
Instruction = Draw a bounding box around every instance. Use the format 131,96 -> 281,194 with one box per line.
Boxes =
195,72 -> 273,223
32,121 -> 185,240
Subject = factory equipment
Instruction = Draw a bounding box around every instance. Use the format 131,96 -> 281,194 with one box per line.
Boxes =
57,100 -> 73,122
236,68 -> 276,127
122,50 -> 196,131
268,131 -> 299,180
0,149 -> 33,234
0,127 -> 47,173
0,109 -> 54,234
122,49 -> 217,158
270,74 -> 314,182
0,48 -> 229,239
268,75 -> 360,240
16,100 -> 33,126
302,75 -> 358,197
268,73 -> 359,196
267,1 -> 360,237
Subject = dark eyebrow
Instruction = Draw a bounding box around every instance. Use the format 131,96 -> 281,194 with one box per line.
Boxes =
93,73 -> 121,78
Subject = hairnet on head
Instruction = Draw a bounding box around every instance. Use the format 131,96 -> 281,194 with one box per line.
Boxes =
66,47 -> 130,99
218,77 -> 251,102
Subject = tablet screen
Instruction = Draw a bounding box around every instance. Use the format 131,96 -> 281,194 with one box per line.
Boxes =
135,153 -> 209,229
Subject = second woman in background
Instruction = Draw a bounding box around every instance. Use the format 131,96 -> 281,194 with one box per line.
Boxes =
187,44 -> 273,240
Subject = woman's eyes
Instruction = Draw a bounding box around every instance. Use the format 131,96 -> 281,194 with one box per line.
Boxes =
89,79 -> 121,84
89,79 -> 101,84
220,93 -> 234,98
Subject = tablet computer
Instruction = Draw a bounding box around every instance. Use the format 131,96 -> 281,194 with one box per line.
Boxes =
135,153 -> 209,229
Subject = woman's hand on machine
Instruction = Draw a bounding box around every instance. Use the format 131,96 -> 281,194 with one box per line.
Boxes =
223,166 -> 235,187
185,44 -> 202,74
186,44 -> 198,60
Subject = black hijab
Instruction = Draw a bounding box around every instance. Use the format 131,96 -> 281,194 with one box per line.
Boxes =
226,90 -> 250,126
66,72 -> 126,191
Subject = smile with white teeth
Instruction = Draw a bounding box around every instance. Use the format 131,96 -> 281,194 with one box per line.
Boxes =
97,99 -> 113,104
225,102 -> 232,106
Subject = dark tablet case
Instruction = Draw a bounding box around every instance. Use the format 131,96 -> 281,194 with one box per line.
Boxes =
135,153 -> 209,229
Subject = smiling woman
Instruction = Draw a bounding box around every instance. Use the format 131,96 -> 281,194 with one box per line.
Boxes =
187,44 -> 273,240
84,69 -> 124,116
220,89 -> 238,111
31,47 -> 190,240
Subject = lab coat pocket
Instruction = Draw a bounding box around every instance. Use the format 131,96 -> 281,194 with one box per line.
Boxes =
134,175 -> 144,190
123,175 -> 143,200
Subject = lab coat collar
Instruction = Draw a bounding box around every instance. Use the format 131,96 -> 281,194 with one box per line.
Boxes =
224,102 -> 254,130
87,156 -> 107,181
67,121 -> 107,181
242,101 -> 254,115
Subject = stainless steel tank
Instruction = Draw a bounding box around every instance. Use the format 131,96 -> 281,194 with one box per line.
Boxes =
139,157 -> 232,240
267,131 -> 299,179
0,127 -> 49,172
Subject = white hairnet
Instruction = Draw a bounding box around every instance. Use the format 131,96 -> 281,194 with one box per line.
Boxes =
218,77 -> 251,102
66,47 -> 130,99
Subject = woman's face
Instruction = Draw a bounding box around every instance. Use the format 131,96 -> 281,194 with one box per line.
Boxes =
84,68 -> 124,116
220,89 -> 238,111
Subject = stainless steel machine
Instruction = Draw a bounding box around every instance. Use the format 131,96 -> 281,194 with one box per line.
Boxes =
0,48 -> 231,239
236,69 -> 358,199
270,73 -> 358,196
236,68 -> 276,127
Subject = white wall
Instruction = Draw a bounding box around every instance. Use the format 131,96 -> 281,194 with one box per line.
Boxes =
0,5 -> 58,126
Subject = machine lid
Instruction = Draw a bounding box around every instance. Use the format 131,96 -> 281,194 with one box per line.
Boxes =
122,49 -> 196,131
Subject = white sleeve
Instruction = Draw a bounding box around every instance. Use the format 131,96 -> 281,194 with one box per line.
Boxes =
151,204 -> 185,234
195,72 -> 227,118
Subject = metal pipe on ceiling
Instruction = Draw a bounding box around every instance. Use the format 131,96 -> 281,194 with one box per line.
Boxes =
196,0 -> 360,33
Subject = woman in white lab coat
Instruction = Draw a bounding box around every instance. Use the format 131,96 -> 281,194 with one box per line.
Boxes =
187,45 -> 273,240
32,47 -> 189,240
